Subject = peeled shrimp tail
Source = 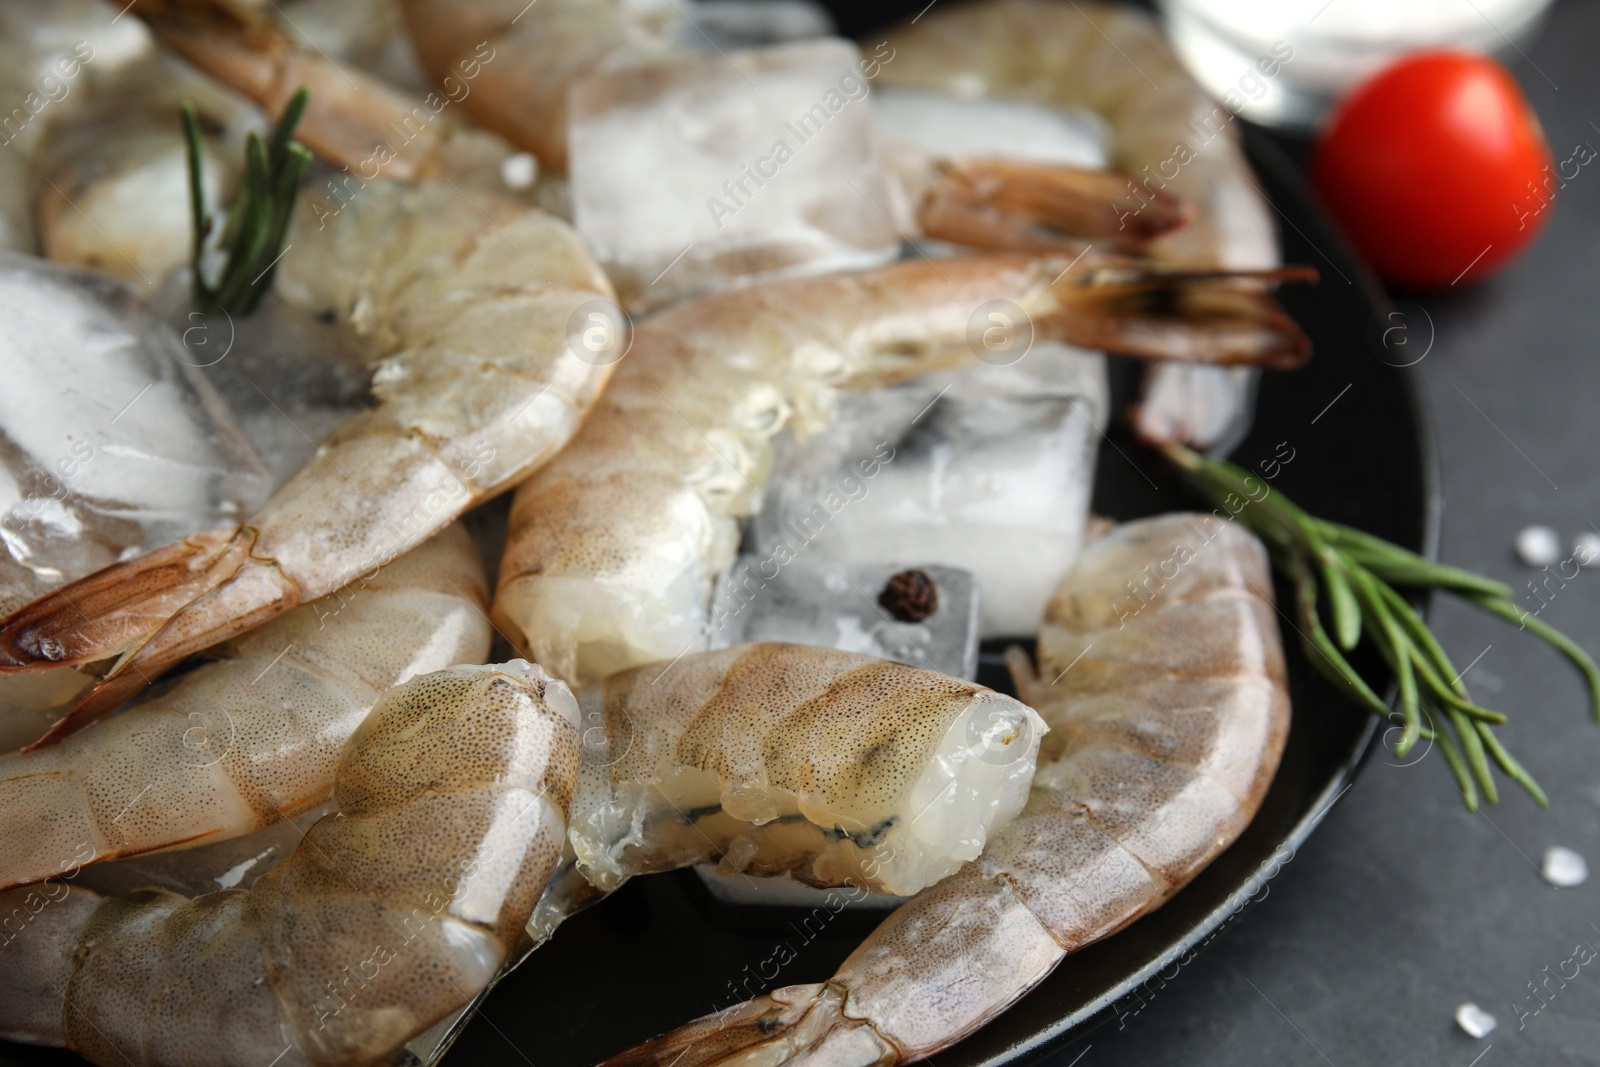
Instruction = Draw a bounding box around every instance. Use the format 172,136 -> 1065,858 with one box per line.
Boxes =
0,524 -> 490,887
0,660 -> 580,1067
881,0 -> 1286,448
603,984 -> 897,1067
0,178 -> 616,729
910,156 -> 1193,252
600,514 -> 1290,1067
0,525 -> 263,672
1044,255 -> 1316,369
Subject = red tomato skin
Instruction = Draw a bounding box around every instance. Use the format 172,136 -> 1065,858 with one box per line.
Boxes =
1311,51 -> 1554,290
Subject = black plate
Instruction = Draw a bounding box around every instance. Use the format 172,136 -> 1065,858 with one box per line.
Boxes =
433,128 -> 1434,1067
0,43 -> 1433,1067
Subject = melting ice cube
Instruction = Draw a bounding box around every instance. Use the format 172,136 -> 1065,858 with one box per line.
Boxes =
154,271 -> 373,493
0,253 -> 269,607
748,345 -> 1107,636
568,37 -> 902,311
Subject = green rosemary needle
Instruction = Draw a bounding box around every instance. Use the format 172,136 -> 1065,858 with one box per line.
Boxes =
1162,441 -> 1600,810
182,87 -> 312,316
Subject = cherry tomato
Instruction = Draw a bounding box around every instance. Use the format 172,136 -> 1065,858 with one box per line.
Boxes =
1311,51 -> 1554,290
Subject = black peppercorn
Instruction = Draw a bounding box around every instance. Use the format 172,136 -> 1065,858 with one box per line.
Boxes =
878,568 -> 938,622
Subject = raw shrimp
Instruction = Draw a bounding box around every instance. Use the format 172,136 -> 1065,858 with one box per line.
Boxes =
413,640 -> 1047,1066
129,1 -> 1193,308
35,49 -> 261,292
21,640 -> 1044,1067
0,253 -> 269,742
878,0 -> 1287,449
600,512 -> 1290,1067
0,173 -> 618,737
0,0 -> 152,253
0,522 -> 490,891
128,0 -> 515,188
0,659 -> 581,1067
395,0 -> 1185,247
398,0 -> 674,176
35,0 -> 525,293
563,642 -> 1044,902
495,253 -> 1311,687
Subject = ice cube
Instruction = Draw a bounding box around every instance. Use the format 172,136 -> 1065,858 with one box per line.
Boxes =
0,253 -> 269,604
748,345 -> 1107,636
568,38 -> 902,311
153,273 -> 373,491
709,560 -> 979,680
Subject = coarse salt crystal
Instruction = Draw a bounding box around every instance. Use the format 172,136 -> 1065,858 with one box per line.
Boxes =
1573,530 -> 1600,568
1515,524 -> 1562,567
1455,1002 -> 1496,1038
1542,846 -> 1588,888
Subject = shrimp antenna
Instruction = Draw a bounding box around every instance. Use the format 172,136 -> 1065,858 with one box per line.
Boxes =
182,85 -> 312,315
1163,441 -> 1600,811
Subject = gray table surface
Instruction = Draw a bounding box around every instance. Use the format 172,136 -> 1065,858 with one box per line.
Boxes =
1044,2 -> 1600,1064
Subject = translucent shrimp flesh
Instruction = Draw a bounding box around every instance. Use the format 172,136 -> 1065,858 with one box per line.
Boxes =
597,512 -> 1291,1067
565,642 -> 1044,901
495,254 -> 1311,687
0,523 -> 491,891
0,659 -> 581,1067
410,640 -> 1047,1065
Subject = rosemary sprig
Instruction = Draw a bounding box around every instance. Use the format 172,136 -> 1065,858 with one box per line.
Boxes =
1162,441 -> 1600,810
182,87 -> 312,316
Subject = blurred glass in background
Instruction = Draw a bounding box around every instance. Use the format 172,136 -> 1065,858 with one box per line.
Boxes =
1159,0 -> 1553,130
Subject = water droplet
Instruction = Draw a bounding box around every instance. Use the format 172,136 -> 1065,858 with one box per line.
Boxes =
1542,846 -> 1589,887
1455,1002 -> 1496,1038
1516,524 -> 1562,567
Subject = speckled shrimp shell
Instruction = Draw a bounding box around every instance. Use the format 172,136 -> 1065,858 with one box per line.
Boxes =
599,513 -> 1290,1067
0,523 -> 490,892
0,660 -> 581,1067
494,254 -> 1308,689
526,643 -> 1044,939
879,0 -> 1287,449
0,177 -> 617,738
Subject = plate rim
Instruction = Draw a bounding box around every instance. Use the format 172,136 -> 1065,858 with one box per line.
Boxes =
954,123 -> 1443,1067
